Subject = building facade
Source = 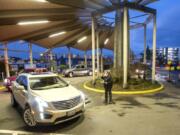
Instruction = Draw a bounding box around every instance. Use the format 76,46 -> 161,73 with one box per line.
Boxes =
156,47 -> 179,65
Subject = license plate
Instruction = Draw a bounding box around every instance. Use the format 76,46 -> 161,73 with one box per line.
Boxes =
67,110 -> 76,116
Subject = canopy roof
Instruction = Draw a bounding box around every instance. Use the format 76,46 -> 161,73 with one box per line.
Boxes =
0,0 -> 158,51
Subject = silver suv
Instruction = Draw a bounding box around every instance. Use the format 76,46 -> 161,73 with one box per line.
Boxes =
11,72 -> 85,127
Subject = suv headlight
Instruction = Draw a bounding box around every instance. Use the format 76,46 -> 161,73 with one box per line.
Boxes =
35,97 -> 49,112
79,91 -> 86,101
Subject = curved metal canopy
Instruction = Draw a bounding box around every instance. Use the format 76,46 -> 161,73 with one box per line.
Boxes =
0,0 -> 158,51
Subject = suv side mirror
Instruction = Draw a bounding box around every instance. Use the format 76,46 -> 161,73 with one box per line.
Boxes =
16,84 -> 24,90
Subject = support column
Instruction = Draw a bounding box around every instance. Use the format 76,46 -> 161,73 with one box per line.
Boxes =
84,51 -> 87,68
123,6 -> 129,88
68,47 -> 71,69
114,9 -> 123,69
152,14 -> 157,82
91,16 -> 96,82
96,31 -> 100,76
49,50 -> 53,72
4,42 -> 10,78
100,48 -> 104,73
143,24 -> 147,64
29,42 -> 33,66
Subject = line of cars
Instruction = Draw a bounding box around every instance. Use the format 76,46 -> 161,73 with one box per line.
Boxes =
3,68 -> 86,127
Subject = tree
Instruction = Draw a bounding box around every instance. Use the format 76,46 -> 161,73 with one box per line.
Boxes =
140,45 -> 152,62
146,45 -> 152,61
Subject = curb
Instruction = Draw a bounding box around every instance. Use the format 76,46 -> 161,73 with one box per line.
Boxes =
83,81 -> 164,95
0,86 -> 5,91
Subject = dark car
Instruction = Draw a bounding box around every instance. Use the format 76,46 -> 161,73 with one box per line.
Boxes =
63,65 -> 92,77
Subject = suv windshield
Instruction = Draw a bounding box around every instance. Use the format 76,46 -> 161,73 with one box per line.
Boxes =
29,76 -> 68,90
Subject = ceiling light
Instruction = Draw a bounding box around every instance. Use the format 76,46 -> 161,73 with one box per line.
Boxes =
77,36 -> 87,43
49,31 -> 66,38
17,20 -> 49,25
35,0 -> 47,2
104,38 -> 109,45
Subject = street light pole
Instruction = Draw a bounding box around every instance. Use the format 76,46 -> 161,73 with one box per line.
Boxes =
152,14 -> 157,82
29,42 -> 33,66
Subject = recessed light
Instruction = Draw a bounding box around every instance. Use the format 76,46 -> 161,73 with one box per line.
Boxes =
17,20 -> 49,25
77,36 -> 87,43
49,31 -> 66,38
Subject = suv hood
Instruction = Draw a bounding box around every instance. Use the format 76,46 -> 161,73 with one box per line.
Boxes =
32,85 -> 81,102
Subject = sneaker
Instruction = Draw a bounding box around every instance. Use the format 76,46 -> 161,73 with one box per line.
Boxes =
109,101 -> 115,104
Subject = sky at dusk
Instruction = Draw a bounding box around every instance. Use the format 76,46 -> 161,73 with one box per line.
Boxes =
0,0 -> 179,59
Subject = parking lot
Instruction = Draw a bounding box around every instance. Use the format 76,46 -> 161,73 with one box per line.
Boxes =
0,76 -> 180,135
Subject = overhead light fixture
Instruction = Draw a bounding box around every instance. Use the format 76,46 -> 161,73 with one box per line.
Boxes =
17,20 -> 49,25
104,38 -> 109,45
77,36 -> 87,43
35,0 -> 47,2
49,31 -> 66,38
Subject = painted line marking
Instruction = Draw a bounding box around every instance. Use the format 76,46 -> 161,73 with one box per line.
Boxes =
0,129 -> 72,135
83,81 -> 164,95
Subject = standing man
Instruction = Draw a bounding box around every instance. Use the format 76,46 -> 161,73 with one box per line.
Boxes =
101,71 -> 113,104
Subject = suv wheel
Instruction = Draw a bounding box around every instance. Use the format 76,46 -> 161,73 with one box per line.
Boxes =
69,72 -> 73,78
23,107 -> 37,127
11,93 -> 17,107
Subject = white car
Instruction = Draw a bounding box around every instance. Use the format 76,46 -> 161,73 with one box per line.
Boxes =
11,72 -> 85,127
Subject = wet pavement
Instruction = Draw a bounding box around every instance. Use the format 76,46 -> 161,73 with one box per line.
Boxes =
0,76 -> 180,135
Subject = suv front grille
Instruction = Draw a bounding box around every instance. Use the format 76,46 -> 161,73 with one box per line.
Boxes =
52,96 -> 81,110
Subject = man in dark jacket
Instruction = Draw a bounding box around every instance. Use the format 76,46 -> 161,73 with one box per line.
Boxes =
101,71 -> 113,104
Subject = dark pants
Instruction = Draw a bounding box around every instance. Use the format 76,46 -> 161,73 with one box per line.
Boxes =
104,86 -> 112,103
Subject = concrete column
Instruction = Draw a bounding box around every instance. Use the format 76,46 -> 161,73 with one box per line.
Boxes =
152,15 -> 157,82
49,50 -> 53,72
68,47 -> 71,69
113,12 -> 118,68
4,42 -> 10,77
113,9 -> 123,69
100,48 -> 104,73
28,42 -> 33,66
84,51 -> 87,68
123,6 -> 129,88
96,31 -> 100,76
143,24 -> 147,64
91,16 -> 96,82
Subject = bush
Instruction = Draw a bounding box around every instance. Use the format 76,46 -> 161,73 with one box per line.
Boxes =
111,67 -> 123,84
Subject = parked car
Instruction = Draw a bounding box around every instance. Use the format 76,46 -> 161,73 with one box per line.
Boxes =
3,75 -> 16,91
63,65 -> 92,77
3,68 -> 47,92
11,72 -> 85,127
171,72 -> 180,87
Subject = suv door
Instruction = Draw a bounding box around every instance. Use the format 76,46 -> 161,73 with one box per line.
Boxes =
14,76 -> 28,108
